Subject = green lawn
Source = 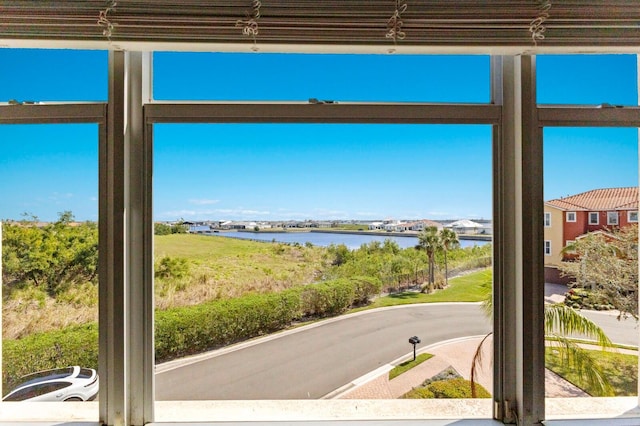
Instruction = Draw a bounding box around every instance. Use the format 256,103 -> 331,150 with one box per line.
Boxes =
389,353 -> 434,380
545,348 -> 638,396
362,269 -> 492,310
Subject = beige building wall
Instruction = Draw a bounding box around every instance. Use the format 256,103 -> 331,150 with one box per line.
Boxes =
543,205 -> 564,266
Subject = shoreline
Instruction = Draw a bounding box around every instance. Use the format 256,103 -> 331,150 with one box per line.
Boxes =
230,228 -> 492,241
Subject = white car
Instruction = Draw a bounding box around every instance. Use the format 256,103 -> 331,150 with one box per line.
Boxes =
2,366 -> 99,402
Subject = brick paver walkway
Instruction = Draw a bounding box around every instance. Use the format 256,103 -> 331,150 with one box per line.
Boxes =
337,336 -> 588,399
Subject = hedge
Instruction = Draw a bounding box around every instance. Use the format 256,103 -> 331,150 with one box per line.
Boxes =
4,275 -> 382,389
3,323 -> 98,391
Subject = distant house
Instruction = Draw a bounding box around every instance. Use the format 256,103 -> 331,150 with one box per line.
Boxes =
444,219 -> 483,234
368,221 -> 384,230
544,187 -> 638,283
411,219 -> 443,232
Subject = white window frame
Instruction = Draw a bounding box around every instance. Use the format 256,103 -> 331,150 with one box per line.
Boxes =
1,51 -> 638,426
607,211 -> 619,225
566,211 -> 577,222
588,211 -> 599,225
628,211 -> 638,222
544,212 -> 551,227
544,240 -> 552,255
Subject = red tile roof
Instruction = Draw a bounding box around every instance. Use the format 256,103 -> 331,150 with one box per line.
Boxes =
545,187 -> 638,211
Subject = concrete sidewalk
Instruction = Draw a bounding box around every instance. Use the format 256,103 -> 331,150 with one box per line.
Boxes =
337,336 -> 588,399
336,283 -> 580,400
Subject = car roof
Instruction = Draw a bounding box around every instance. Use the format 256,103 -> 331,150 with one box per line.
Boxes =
14,366 -> 77,389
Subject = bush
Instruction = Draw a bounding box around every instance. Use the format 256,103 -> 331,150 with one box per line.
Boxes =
351,275 -> 383,305
155,256 -> 190,280
403,378 -> 491,399
300,279 -> 355,317
155,289 -> 302,361
3,323 -> 98,391
4,275 -> 380,384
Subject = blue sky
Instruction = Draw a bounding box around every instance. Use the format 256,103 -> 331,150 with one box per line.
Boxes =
0,51 -> 637,222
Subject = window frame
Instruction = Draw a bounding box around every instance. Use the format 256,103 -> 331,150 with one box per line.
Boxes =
588,212 -> 599,225
566,211 -> 577,222
607,211 -> 619,225
628,211 -> 638,223
0,102 -> 107,415
544,240 -> 552,255
1,51 -> 639,426
544,212 -> 551,227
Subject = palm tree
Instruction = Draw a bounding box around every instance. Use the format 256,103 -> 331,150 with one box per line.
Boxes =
439,228 -> 460,286
417,226 -> 441,289
471,286 -> 614,397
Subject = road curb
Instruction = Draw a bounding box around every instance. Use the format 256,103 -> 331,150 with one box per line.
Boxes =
323,334 -> 490,399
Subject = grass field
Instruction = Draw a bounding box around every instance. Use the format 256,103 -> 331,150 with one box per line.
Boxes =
154,234 -> 328,308
361,269 -> 492,310
545,348 -> 638,396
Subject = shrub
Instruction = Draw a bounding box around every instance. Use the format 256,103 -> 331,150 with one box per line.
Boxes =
155,288 -> 302,361
155,256 -> 190,280
300,279 -> 355,317
403,378 -> 491,399
351,275 -> 383,305
3,323 -> 98,391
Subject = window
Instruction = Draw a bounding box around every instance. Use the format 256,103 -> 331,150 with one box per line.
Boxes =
537,54 -> 638,106
152,121 -> 494,404
0,49 -> 107,102
607,211 -> 619,225
153,53 -> 490,103
628,211 -> 638,222
544,212 -> 551,227
543,124 -> 638,423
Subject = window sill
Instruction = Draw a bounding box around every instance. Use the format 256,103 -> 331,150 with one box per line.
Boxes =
0,398 -> 637,425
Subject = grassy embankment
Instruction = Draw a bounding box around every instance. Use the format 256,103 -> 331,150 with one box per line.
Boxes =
3,234 -> 328,339
153,234 -> 327,309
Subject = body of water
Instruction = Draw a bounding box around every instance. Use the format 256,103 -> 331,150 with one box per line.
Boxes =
206,230 -> 489,250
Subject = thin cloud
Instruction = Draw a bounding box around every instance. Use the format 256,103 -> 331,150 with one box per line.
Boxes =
188,199 -> 220,205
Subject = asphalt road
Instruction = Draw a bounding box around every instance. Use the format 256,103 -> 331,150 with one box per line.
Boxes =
155,303 -> 491,400
155,303 -> 639,400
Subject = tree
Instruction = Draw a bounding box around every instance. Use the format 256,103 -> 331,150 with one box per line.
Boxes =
439,228 -> 460,286
2,211 -> 98,296
417,226 -> 441,289
559,225 -> 638,317
471,277 -> 614,397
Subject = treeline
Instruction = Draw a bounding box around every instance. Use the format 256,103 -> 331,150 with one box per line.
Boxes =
326,238 -> 492,292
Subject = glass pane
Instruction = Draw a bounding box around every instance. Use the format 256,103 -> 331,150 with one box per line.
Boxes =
153,122 -> 493,417
543,127 -> 638,417
537,55 -> 638,106
1,124 -> 99,410
153,53 -> 490,103
0,49 -> 108,102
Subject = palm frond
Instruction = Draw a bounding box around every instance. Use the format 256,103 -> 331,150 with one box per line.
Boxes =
470,332 -> 493,398
545,304 -> 612,348
547,336 -> 615,396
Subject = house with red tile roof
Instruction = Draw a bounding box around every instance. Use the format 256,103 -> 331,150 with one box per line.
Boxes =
544,187 -> 638,284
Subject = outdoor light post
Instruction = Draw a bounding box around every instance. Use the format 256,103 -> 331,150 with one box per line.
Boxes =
408,336 -> 421,361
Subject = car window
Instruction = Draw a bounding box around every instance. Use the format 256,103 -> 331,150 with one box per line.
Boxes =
33,382 -> 72,396
17,367 -> 75,388
78,368 -> 93,379
4,381 -> 72,401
